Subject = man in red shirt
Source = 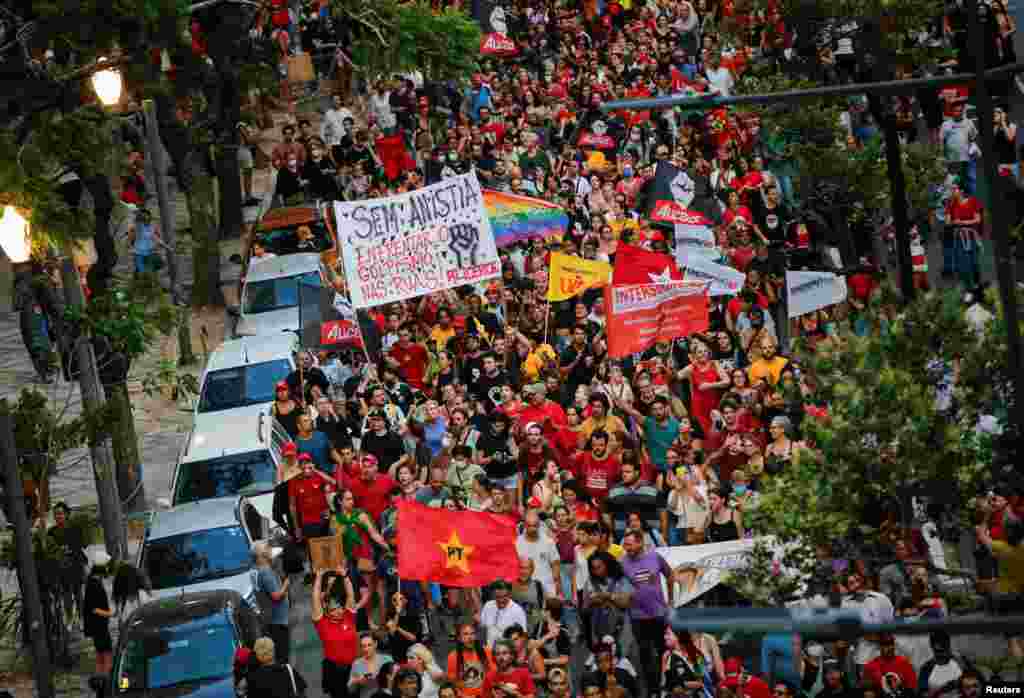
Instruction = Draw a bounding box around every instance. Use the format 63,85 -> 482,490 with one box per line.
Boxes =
516,384 -> 567,442
289,453 -> 333,545
574,430 -> 621,506
721,657 -> 770,698
348,453 -> 397,522
863,634 -> 918,693
481,639 -> 536,698
387,323 -> 429,391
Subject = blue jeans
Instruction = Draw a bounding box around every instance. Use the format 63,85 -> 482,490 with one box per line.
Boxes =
668,527 -> 686,546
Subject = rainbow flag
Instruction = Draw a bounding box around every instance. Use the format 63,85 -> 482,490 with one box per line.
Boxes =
484,190 -> 569,248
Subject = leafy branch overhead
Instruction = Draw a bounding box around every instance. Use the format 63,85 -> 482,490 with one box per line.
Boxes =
327,0 -> 481,80
746,289 -> 1010,559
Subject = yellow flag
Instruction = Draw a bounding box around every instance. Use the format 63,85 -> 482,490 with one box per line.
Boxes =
547,252 -> 613,302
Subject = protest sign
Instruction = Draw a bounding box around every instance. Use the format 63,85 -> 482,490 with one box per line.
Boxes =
657,538 -> 757,607
547,252 -> 612,301
308,535 -> 344,573
336,172 -> 500,308
674,221 -> 718,263
787,270 -> 848,318
604,281 -> 709,358
680,253 -> 745,296
299,274 -> 363,349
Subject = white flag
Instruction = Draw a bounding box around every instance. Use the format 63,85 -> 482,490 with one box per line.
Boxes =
787,270 -> 848,318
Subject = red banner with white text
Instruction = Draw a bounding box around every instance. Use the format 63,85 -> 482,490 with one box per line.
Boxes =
604,281 -> 709,358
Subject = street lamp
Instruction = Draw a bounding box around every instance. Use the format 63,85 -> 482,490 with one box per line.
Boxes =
0,205 -> 32,264
90,59 -> 123,107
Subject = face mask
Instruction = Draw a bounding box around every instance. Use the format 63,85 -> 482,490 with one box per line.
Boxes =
630,132 -> 641,141
734,484 -> 748,495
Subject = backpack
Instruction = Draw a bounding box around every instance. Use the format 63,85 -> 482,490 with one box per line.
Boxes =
250,569 -> 276,632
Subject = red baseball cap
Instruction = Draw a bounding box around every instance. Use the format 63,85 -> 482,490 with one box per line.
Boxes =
282,441 -> 298,456
298,453 -> 313,462
275,381 -> 289,391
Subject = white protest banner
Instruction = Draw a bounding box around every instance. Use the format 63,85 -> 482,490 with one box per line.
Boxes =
681,253 -> 745,296
336,172 -> 500,308
787,270 -> 848,318
656,538 -> 758,607
674,221 -> 718,263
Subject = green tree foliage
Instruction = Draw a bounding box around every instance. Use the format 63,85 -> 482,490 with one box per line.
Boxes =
66,277 -> 177,360
329,0 -> 481,80
746,290 -> 998,561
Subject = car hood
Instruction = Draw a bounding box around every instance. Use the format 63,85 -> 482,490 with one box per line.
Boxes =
149,571 -> 254,604
234,308 -> 300,337
121,675 -> 236,698
193,402 -> 274,421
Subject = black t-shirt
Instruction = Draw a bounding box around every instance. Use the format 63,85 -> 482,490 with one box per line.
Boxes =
560,343 -> 595,390
472,369 -> 508,409
287,367 -> 331,403
477,430 -> 518,479
361,431 -> 406,472
751,198 -> 792,244
248,663 -> 308,698
83,574 -> 109,639
316,415 -> 356,450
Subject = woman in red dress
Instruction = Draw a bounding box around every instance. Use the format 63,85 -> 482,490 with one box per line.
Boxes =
677,341 -> 731,437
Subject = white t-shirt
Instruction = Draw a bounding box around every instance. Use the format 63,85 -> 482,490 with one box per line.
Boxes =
706,66 -> 735,97
516,533 -> 560,597
480,599 -> 528,647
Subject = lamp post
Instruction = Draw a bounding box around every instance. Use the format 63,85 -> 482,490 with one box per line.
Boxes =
0,204 -> 126,560
1,406 -> 55,698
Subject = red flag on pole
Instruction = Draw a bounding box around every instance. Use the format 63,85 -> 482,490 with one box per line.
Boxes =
604,281 -> 709,358
612,243 -> 685,285
396,501 -> 519,588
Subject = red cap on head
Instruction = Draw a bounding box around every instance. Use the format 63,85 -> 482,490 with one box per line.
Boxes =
298,453 -> 313,462
282,441 -> 298,456
276,381 -> 288,391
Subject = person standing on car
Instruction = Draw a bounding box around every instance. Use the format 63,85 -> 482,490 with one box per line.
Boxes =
253,541 -> 292,663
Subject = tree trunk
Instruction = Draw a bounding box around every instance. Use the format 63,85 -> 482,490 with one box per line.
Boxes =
107,382 -> 146,514
178,308 -> 196,366
188,170 -> 224,308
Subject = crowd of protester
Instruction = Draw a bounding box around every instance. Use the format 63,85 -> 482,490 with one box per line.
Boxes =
215,0 -> 1024,696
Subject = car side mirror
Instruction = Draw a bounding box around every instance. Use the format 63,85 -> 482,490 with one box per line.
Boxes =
229,253 -> 243,265
155,497 -> 171,510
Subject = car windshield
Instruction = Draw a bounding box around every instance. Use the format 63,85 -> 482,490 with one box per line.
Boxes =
197,359 -> 292,412
259,219 -> 332,255
243,271 -> 320,314
143,526 -> 251,590
174,450 -> 276,505
115,613 -> 236,691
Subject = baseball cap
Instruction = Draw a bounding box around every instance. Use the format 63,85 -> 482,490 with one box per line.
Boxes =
275,381 -> 289,391
523,383 -> 547,396
367,408 -> 386,420
298,453 -> 313,462
282,441 -> 298,456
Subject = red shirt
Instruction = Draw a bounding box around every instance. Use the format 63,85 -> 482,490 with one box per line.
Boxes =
389,341 -> 429,390
517,401 -> 568,441
729,246 -> 755,272
863,655 -> 918,691
946,196 -> 982,226
480,121 -> 506,145
551,427 -> 581,466
315,610 -> 359,665
481,667 -> 536,698
723,675 -> 770,698
575,452 -> 621,503
349,474 -> 397,522
289,474 -> 332,526
939,84 -> 970,117
848,273 -> 877,302
726,293 -> 769,320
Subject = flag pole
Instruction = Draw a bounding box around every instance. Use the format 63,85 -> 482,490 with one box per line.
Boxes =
543,302 -> 550,347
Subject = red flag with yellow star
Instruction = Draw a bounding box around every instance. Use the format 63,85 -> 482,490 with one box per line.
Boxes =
396,501 -> 519,588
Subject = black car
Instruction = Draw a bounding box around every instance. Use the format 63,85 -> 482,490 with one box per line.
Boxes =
98,590 -> 261,698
